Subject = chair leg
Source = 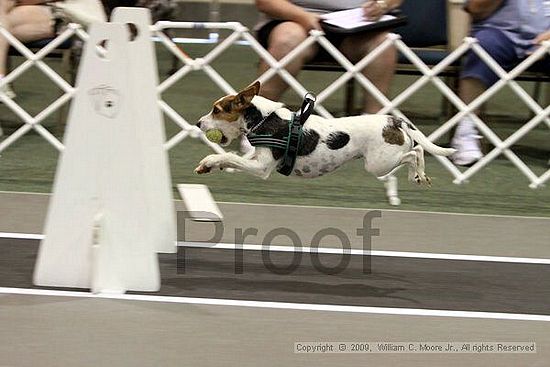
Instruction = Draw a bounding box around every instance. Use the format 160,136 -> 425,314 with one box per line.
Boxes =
57,49 -> 72,131
530,80 -> 542,120
6,54 -> 12,76
345,79 -> 355,115
6,53 -> 13,94
442,74 -> 459,120
545,82 -> 550,110
170,54 -> 179,75
1,55 -> 14,136
166,30 -> 180,76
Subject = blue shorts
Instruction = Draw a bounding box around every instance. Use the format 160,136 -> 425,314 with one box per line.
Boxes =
462,27 -> 550,87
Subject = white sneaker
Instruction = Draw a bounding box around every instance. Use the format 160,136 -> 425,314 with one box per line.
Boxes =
451,117 -> 483,166
0,82 -> 16,99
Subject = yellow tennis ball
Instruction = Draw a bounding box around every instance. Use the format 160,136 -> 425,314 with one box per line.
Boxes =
205,129 -> 223,144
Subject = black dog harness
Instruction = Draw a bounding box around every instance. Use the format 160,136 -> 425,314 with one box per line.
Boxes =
247,93 -> 316,176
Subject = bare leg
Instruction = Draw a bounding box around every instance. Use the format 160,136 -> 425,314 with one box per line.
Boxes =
340,31 -> 396,114
459,77 -> 486,110
0,0 -> 16,75
258,21 -> 317,100
397,150 -> 418,183
0,4 -> 53,75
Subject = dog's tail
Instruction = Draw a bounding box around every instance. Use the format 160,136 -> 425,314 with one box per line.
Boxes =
401,119 -> 456,157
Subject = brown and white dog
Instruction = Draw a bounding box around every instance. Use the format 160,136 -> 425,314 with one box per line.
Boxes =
195,81 -> 455,184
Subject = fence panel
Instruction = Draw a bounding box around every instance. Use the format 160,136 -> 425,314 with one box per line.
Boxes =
1,20 -> 548,188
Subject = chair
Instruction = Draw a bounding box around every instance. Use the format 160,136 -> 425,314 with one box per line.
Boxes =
393,0 -> 462,118
394,0 -> 451,66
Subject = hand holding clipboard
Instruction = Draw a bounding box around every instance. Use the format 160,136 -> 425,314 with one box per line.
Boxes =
363,0 -> 389,21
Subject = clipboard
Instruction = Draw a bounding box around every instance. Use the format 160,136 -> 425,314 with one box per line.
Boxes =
320,10 -> 407,35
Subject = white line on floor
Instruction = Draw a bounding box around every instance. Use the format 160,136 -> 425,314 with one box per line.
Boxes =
2,233 -> 550,265
218,201 -> 550,220
1,286 -> 549,322
181,241 -> 550,265
0,232 -> 44,240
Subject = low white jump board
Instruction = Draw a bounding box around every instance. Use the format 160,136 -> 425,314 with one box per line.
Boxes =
177,184 -> 223,222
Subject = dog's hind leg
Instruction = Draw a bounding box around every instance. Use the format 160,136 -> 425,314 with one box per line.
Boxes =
413,145 -> 431,186
398,150 -> 421,184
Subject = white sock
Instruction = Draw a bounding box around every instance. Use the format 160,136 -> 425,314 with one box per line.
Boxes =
456,115 -> 478,137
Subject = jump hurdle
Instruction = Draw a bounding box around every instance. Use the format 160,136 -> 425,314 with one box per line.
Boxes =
0,10 -> 240,293
31,9 -> 221,293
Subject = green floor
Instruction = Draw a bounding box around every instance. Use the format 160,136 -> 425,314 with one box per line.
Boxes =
0,43 -> 549,217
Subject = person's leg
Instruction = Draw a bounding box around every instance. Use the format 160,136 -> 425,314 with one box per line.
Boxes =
452,27 -> 519,165
0,0 -> 16,76
339,31 -> 396,114
0,4 -> 53,100
7,6 -> 54,42
257,21 -> 317,101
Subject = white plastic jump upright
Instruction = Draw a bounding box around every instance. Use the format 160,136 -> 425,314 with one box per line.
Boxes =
34,11 -> 176,293
111,8 -> 177,254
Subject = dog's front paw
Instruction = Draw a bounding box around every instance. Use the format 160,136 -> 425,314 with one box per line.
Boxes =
195,154 -> 223,174
194,164 -> 212,174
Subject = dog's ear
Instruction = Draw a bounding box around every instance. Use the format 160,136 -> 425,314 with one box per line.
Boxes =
234,81 -> 261,108
248,81 -> 261,96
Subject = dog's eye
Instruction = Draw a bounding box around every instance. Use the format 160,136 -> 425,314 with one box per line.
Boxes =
213,105 -> 222,114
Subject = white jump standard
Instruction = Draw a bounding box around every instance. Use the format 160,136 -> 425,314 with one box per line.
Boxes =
34,10 -> 177,294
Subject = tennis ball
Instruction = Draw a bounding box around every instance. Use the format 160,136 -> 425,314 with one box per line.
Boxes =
205,129 -> 223,144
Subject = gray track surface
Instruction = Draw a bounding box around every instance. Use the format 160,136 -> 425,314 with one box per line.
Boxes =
2,238 -> 550,315
1,293 -> 550,367
2,192 -> 550,258
2,192 -> 550,367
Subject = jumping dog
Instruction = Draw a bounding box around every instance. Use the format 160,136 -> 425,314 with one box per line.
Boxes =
195,81 -> 455,184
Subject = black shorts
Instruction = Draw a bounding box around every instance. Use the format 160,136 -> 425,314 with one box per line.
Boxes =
257,20 -> 346,61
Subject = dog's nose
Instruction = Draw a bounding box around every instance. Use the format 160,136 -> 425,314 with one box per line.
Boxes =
196,122 -> 202,129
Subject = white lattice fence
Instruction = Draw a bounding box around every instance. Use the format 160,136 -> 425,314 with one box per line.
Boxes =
154,21 -> 550,189
0,23 -> 88,152
1,20 -> 548,188
0,22 -> 229,156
